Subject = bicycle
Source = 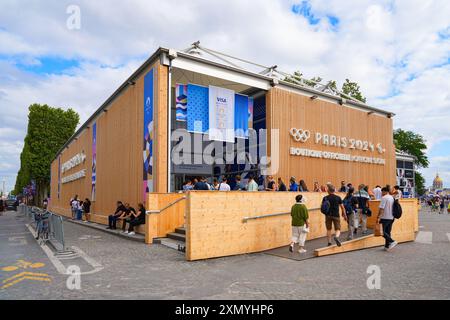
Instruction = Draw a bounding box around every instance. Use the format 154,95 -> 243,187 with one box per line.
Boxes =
34,209 -> 51,245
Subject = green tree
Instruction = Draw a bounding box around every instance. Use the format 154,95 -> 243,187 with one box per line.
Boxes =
341,79 -> 366,103
284,72 -> 365,103
14,104 -> 79,205
394,129 -> 429,196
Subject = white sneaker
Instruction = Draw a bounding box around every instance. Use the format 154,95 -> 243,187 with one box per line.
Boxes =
128,231 -> 135,235
388,241 -> 398,250
123,231 -> 129,234
298,248 -> 307,254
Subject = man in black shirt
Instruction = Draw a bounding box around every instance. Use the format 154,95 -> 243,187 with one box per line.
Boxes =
323,185 -> 347,246
278,177 -> 287,191
107,201 -> 127,230
120,203 -> 136,233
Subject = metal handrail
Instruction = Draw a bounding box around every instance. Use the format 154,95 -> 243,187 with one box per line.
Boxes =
242,207 -> 320,223
146,196 -> 187,215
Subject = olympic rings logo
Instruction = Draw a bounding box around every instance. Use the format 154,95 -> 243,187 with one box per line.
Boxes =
290,128 -> 311,143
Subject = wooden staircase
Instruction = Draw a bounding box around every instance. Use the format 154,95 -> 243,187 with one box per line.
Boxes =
153,226 -> 186,253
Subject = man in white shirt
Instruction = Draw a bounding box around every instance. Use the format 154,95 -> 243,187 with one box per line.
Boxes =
377,187 -> 397,251
373,185 -> 382,200
218,177 -> 231,191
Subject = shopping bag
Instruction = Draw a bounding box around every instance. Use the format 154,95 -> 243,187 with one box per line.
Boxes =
374,223 -> 383,237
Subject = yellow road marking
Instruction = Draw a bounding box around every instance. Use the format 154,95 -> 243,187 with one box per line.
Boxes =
3,272 -> 51,284
1,276 -> 51,290
1,266 -> 18,272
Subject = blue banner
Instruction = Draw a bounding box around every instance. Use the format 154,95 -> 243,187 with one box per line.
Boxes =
143,69 -> 154,199
187,84 -> 209,133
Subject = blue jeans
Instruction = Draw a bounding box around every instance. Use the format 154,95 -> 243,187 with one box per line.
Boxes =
108,214 -> 119,229
380,219 -> 395,248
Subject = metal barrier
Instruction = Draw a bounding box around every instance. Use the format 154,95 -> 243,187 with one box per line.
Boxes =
23,205 -> 66,252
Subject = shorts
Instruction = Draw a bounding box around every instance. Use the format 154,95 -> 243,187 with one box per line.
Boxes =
325,216 -> 341,231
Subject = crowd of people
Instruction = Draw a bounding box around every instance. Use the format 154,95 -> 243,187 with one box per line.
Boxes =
289,183 -> 403,255
69,195 -> 91,222
68,195 -> 146,236
423,195 -> 450,214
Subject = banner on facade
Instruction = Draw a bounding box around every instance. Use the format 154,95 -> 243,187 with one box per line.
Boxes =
208,85 -> 235,142
57,155 -> 61,199
187,84 -> 209,133
143,69 -> 155,200
176,84 -> 188,122
91,122 -> 97,201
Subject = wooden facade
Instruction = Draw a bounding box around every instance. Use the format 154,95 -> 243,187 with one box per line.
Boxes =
266,87 -> 396,190
49,61 -> 169,221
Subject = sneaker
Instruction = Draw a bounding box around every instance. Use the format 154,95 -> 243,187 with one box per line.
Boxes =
353,229 -> 357,235
334,236 -> 342,247
128,232 -> 135,235
298,249 -> 307,254
123,231 -> 129,234
388,241 -> 398,250
362,230 -> 368,235
289,245 -> 294,253
84,220 -> 88,223
327,242 -> 332,246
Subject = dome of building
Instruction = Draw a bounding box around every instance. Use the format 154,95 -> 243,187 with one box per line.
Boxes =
433,173 -> 443,190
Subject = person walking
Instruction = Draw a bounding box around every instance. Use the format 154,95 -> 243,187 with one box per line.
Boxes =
289,195 -> 310,254
377,187 -> 397,251
355,184 -> 371,235
343,187 -> 358,240
322,184 -> 346,247
439,197 -> 445,214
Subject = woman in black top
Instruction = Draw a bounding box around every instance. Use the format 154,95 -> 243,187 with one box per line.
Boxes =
127,203 -> 146,235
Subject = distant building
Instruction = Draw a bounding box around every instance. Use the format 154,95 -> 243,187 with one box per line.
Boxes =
432,173 -> 443,191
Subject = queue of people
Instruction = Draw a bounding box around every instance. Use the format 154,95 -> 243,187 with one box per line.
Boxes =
69,195 -> 91,222
289,183 -> 402,255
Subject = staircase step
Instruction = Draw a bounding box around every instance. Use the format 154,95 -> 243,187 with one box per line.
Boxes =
175,227 -> 186,235
154,237 -> 186,253
167,232 -> 186,242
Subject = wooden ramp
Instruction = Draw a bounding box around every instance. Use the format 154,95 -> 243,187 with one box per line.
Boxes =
314,233 -> 384,257
264,229 -> 375,261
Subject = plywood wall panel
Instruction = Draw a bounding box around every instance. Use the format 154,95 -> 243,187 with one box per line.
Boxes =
266,88 -> 396,191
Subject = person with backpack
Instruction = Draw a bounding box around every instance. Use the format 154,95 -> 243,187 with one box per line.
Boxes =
321,184 -> 346,247
377,187 -> 398,251
343,187 -> 358,240
289,194 -> 310,254
355,184 -> 371,235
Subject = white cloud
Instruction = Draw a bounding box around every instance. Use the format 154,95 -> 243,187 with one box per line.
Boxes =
0,0 -> 450,190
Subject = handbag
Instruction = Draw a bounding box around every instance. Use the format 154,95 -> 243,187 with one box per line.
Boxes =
374,223 -> 383,237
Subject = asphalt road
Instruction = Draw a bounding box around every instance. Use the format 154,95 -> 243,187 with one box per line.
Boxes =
1,207 -> 449,300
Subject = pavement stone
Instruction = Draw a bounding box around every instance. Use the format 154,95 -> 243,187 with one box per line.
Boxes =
1,208 -> 449,300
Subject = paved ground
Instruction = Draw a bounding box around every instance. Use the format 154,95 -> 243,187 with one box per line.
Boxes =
1,207 -> 449,300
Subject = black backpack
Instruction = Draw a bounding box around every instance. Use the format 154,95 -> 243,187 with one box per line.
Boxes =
321,196 -> 331,215
393,199 -> 402,219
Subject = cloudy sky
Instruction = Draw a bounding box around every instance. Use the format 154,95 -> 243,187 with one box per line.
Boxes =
1,0 -> 449,192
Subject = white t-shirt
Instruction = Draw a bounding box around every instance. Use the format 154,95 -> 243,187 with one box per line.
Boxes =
373,187 -> 382,200
218,183 -> 231,191
393,190 -> 402,200
379,194 -> 394,220
71,200 -> 79,210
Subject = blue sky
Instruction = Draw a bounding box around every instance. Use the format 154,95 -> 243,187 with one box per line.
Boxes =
0,0 -> 449,193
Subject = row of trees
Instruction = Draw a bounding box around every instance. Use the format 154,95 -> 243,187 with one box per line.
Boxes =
284,71 -> 367,103
14,104 -> 79,205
